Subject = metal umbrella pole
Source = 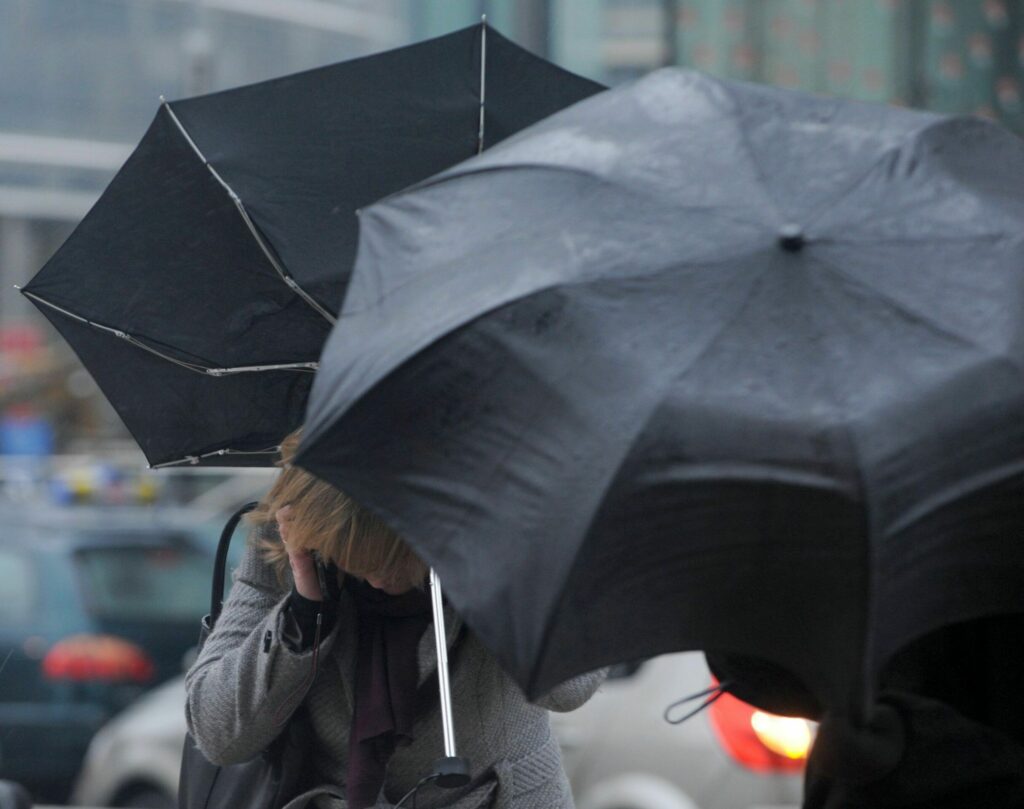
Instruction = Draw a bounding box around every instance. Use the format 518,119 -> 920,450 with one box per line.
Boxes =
428,567 -> 471,787
426,17 -> 483,790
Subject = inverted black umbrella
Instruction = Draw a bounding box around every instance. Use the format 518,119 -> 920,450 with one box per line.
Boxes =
20,22 -> 603,469
297,68 -> 1024,734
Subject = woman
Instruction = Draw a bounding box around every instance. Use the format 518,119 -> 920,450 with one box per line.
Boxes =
185,431 -> 605,809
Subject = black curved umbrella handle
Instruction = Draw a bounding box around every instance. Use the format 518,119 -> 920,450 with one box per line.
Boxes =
209,501 -> 259,626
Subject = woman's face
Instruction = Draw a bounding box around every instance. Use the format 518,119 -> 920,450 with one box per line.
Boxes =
361,572 -> 413,596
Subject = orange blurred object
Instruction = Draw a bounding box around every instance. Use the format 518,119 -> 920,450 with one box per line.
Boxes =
707,683 -> 815,774
41,634 -> 156,683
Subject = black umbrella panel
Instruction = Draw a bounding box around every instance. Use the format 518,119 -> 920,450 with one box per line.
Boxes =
298,69 -> 1024,725
21,23 -> 604,468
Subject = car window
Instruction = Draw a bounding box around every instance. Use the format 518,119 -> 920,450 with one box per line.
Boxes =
74,543 -> 210,622
0,549 -> 35,624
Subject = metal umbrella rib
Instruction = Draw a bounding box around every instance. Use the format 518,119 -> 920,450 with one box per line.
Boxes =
160,98 -> 336,325
19,288 -> 318,377
150,445 -> 284,468
476,18 -> 486,155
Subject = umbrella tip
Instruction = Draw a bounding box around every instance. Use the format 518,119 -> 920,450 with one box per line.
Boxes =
778,224 -> 806,253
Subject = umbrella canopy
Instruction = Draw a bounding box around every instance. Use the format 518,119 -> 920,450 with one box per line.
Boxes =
21,23 -> 604,468
297,69 -> 1024,723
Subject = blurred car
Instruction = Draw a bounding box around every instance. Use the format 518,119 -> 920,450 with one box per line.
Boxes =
0,507 -> 212,804
71,675 -> 186,809
551,652 -> 811,809
73,652 -> 811,809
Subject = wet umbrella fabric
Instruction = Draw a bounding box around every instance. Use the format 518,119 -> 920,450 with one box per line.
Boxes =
297,69 -> 1024,726
20,24 -> 604,468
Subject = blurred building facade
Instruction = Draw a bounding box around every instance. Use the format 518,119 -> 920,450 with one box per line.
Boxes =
424,0 -> 1024,134
546,0 -> 1024,129
2,0 -> 1023,454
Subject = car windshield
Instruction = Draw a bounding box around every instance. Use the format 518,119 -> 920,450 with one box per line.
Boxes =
74,542 -> 210,622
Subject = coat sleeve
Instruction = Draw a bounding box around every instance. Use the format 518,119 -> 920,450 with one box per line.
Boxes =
533,667 -> 608,713
184,527 -> 341,765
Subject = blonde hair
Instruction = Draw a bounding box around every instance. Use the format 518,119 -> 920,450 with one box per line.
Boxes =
250,429 -> 427,591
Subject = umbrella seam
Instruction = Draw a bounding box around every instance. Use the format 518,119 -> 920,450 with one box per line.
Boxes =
803,266 -> 886,722
525,259 -> 775,697
815,233 -> 1008,247
476,18 -> 486,155
343,226 -> 766,317
718,78 -> 788,226
368,161 -> 616,211
833,424 -> 875,724
802,115 -> 957,234
362,156 -> 768,235
812,254 -> 1024,377
885,457 -> 1024,553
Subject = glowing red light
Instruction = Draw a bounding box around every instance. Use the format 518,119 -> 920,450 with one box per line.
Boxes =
41,634 -> 156,683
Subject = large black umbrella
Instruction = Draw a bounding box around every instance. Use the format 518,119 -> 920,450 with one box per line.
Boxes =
297,69 -> 1024,728
20,23 -> 603,468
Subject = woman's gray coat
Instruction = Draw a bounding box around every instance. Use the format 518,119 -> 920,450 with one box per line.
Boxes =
185,525 -> 606,809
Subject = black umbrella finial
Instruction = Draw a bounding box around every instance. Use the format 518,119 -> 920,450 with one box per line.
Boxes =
778,224 -> 806,253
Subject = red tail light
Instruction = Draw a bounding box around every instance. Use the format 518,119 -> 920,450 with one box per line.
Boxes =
41,634 -> 156,683
708,684 -> 814,774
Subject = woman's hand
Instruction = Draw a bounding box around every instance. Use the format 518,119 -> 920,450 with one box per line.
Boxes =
277,505 -> 322,601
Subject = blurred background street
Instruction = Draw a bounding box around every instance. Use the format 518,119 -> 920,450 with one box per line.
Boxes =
5,1 -> 1024,461
2,2 -> 1023,808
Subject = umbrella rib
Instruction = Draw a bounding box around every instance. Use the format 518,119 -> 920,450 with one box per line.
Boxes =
18,288 -> 318,377
811,255 -> 1024,375
800,269 -> 878,717
150,445 -> 283,468
477,17 -> 487,155
816,232 -> 1008,247
159,98 -> 337,326
719,79 -> 787,225
802,116 -> 946,234
885,456 -> 1024,551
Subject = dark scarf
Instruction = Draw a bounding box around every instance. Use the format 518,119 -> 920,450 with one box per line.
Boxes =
346,580 -> 432,809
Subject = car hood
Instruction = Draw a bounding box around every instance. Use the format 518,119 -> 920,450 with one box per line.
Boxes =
101,674 -> 187,740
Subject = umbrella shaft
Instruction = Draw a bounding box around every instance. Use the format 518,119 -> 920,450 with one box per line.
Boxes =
429,568 -> 458,757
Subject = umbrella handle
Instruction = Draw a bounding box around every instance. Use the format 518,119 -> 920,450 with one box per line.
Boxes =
428,568 -> 471,788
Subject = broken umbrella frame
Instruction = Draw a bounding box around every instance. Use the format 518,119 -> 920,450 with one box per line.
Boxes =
19,18 -> 604,470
